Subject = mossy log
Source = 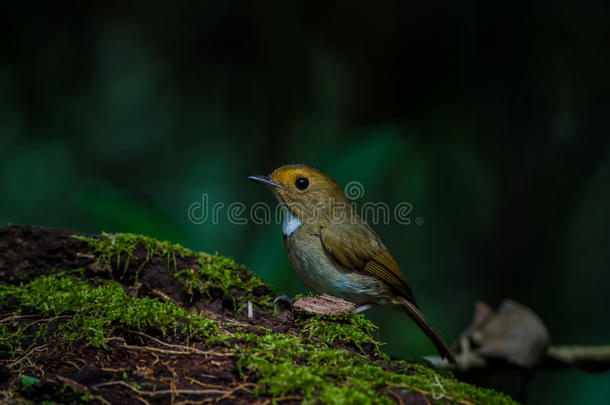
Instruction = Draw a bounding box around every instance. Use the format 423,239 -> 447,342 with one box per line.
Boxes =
0,225 -> 516,404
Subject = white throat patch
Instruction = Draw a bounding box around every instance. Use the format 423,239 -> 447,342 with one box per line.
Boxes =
282,209 -> 302,236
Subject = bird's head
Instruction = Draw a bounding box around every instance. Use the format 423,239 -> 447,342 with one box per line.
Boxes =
248,164 -> 351,222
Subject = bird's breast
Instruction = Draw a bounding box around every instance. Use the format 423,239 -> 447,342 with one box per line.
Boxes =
283,229 -> 391,305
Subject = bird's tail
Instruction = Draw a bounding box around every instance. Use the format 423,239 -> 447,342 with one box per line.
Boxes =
394,296 -> 456,364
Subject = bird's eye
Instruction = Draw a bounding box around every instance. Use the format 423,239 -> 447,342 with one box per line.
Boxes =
295,177 -> 309,190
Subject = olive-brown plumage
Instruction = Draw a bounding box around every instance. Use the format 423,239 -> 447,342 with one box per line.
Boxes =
249,164 -> 456,363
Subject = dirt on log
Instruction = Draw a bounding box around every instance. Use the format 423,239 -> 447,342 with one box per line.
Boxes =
0,225 -> 515,405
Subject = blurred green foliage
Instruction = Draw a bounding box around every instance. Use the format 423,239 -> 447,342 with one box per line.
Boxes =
1,1 -> 609,402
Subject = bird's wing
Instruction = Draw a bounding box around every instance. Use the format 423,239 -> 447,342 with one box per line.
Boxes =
319,223 -> 417,304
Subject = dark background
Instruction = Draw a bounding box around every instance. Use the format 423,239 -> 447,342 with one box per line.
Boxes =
2,1 -> 609,402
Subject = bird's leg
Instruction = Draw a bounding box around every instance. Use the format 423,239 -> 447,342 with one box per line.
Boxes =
273,295 -> 293,306
355,304 -> 374,313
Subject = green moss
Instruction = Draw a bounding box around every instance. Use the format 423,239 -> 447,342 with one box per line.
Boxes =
0,275 -> 216,351
237,332 -> 517,405
394,363 -> 518,404
175,254 -> 272,309
299,312 -> 381,352
73,233 -> 192,278
2,275 -> 514,404
74,233 -> 272,309
0,232 -> 515,404
238,332 -> 391,404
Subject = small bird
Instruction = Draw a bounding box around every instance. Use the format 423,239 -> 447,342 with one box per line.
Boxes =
249,164 -> 456,363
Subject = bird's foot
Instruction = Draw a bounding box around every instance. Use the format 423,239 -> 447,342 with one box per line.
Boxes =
354,304 -> 374,313
273,295 -> 293,308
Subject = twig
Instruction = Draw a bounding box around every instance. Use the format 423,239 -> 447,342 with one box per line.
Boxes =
91,380 -> 228,397
214,383 -> 256,402
119,344 -> 234,357
0,317 -> 70,340
185,376 -> 226,390
173,383 -> 256,405
135,396 -> 151,405
387,383 -> 474,405
387,389 -> 405,405
427,344 -> 610,373
7,343 -> 49,369
0,314 -> 41,323
547,345 -> 610,372
150,352 -> 160,369
66,360 -> 83,371
131,332 -> 235,356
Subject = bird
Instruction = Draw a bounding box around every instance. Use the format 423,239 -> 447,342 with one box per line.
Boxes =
249,164 -> 456,363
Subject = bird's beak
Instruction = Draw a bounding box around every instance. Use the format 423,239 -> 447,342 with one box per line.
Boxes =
248,175 -> 285,190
